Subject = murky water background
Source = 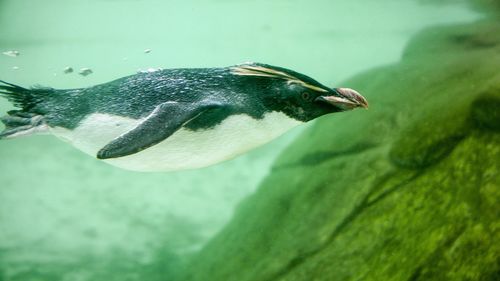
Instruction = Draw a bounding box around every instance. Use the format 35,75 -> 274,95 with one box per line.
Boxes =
0,0 -> 481,280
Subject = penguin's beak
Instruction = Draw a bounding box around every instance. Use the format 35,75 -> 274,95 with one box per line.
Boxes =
315,88 -> 368,110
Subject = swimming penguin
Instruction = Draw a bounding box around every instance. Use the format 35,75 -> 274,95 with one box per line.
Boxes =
0,63 -> 368,171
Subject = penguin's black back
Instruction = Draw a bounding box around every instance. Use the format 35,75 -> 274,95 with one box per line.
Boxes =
31,66 -> 281,130
2,63 -> 330,131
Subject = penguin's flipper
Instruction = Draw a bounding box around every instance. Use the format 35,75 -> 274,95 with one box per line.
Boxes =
96,101 -> 220,159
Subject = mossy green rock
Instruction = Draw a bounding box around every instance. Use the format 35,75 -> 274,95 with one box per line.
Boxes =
177,20 -> 500,281
472,0 -> 500,15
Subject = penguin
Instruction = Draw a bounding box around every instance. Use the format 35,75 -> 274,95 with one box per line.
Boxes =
0,63 -> 368,172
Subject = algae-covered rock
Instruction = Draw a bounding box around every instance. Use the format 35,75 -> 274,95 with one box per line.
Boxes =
471,0 -> 500,15
403,21 -> 500,59
389,111 -> 469,169
470,92 -> 500,132
177,19 -> 500,281
420,0 -> 500,16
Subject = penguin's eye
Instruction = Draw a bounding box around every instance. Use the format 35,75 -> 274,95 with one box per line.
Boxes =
301,92 -> 311,101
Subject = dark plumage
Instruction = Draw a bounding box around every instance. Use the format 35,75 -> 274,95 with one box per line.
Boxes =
0,63 -> 368,171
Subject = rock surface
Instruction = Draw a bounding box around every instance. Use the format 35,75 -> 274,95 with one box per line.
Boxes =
176,19 -> 500,281
472,0 -> 500,14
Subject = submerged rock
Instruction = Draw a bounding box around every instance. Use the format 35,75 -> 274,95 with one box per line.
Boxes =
470,92 -> 500,132
471,0 -> 500,15
177,19 -> 500,281
389,112 -> 468,169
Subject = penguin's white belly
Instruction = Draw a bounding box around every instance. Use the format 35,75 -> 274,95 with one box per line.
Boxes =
51,112 -> 302,172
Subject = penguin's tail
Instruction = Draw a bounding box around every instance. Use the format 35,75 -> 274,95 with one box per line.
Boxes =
0,80 -> 50,139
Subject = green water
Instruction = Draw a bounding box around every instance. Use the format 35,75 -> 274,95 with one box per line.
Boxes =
0,0 -> 490,280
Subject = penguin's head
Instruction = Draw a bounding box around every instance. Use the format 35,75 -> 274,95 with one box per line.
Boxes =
232,63 -> 368,122
275,82 -> 368,121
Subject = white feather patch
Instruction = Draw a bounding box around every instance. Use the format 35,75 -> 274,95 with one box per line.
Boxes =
51,112 -> 302,171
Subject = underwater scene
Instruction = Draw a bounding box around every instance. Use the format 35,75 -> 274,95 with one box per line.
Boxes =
0,0 -> 499,280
